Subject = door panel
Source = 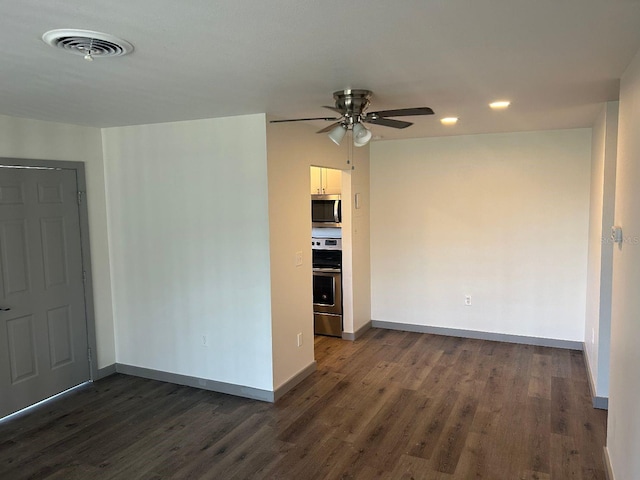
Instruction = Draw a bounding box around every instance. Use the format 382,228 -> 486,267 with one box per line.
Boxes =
6,315 -> 37,383
1,220 -> 29,295
41,217 -> 69,288
47,305 -> 73,369
0,183 -> 24,205
0,168 -> 89,418
37,183 -> 63,204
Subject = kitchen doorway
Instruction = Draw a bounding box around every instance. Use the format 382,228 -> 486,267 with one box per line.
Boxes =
311,166 -> 344,339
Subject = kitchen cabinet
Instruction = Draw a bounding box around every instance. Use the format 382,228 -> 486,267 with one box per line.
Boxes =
310,166 -> 342,195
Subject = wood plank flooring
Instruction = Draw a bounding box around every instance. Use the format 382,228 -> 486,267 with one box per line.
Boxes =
0,328 -> 607,479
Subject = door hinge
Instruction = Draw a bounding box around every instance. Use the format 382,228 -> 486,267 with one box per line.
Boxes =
82,270 -> 87,283
87,347 -> 92,361
77,191 -> 84,205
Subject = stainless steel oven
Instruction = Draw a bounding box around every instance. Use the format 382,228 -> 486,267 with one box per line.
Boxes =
312,237 -> 342,337
313,269 -> 342,335
313,269 -> 342,315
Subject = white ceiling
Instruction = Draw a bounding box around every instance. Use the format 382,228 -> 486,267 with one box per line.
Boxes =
1,0 -> 640,140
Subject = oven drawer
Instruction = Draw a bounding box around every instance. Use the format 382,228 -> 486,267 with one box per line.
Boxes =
314,313 -> 342,337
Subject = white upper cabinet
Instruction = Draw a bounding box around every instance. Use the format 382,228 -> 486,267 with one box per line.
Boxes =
310,166 -> 342,195
310,166 -> 323,194
323,168 -> 342,195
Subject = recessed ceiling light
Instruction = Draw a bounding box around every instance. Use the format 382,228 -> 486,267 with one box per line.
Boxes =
489,100 -> 511,110
440,117 -> 458,126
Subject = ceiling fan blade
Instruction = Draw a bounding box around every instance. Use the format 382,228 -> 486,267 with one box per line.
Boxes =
270,116 -> 340,123
366,117 -> 413,129
323,105 -> 343,114
367,107 -> 434,118
316,122 -> 342,133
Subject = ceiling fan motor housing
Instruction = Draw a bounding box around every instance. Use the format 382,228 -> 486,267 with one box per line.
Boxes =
333,89 -> 372,120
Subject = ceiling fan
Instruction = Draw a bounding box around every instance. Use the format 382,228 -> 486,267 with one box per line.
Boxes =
270,89 -> 434,146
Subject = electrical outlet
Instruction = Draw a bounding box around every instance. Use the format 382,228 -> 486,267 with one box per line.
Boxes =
464,295 -> 472,306
295,251 -> 303,266
202,335 -> 209,347
297,332 -> 303,347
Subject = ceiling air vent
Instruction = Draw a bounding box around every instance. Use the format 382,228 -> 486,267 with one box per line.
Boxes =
42,29 -> 133,60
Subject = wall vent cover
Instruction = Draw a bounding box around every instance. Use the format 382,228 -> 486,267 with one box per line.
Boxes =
42,29 -> 133,58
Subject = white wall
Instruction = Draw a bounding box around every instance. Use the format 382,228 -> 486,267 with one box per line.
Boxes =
607,46 -> 640,480
585,110 -> 606,372
584,102 -> 617,400
341,157 -> 371,336
370,129 -> 591,342
266,120 -> 370,389
0,114 -> 115,368
102,114 -> 273,390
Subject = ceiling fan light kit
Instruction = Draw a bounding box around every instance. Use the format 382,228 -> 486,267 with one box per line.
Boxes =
352,122 -> 372,147
271,89 -> 435,146
328,124 -> 348,145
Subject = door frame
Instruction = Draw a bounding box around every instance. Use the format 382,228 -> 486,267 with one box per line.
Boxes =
0,157 -> 99,381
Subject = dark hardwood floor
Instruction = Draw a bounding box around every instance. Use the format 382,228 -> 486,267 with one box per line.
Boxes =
0,328 -> 607,479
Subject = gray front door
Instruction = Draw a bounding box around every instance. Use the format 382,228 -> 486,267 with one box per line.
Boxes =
0,167 -> 89,418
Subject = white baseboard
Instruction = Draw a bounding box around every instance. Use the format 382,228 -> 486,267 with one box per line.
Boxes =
582,344 -> 609,410
116,363 -> 275,402
94,361 -> 316,404
372,320 -> 583,350
273,361 -> 317,401
342,321 -> 372,341
95,364 -> 117,380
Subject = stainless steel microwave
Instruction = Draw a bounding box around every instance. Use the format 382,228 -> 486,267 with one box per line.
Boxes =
312,194 -> 341,227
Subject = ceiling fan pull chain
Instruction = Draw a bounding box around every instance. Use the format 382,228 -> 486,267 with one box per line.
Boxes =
349,130 -> 354,169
